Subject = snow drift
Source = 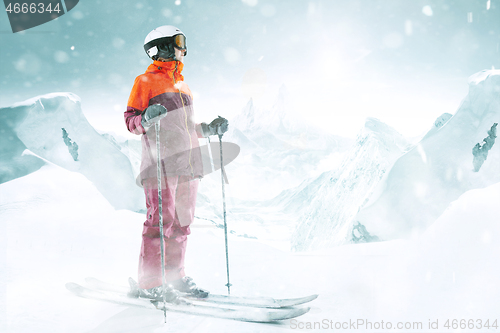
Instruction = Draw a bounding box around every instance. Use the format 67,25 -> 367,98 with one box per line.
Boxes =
0,93 -> 143,211
356,70 -> 500,241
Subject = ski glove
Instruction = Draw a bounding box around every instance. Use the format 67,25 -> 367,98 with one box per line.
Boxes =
201,116 -> 229,137
141,104 -> 168,128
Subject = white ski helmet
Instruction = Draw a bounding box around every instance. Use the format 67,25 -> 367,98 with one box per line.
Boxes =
144,25 -> 187,60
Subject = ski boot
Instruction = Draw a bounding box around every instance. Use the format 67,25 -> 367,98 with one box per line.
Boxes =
168,276 -> 210,298
128,278 -> 182,304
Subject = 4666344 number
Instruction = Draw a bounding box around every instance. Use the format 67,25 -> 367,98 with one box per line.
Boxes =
5,2 -> 61,14
444,319 -> 498,330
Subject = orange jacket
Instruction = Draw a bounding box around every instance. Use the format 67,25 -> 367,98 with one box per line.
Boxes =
125,60 -> 204,183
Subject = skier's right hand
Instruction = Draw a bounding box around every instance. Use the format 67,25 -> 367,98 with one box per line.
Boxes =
141,104 -> 168,128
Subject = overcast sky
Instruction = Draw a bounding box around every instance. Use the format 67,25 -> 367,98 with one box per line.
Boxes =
1,0 -> 499,138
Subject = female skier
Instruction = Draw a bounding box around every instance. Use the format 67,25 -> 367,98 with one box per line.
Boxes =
125,25 -> 228,302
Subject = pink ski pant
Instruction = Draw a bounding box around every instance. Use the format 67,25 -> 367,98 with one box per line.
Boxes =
138,176 -> 199,290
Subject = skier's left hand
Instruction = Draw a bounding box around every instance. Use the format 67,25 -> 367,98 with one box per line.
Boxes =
210,116 -> 229,135
202,116 -> 228,137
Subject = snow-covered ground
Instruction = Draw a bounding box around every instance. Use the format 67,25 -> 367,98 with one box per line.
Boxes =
1,162 -> 499,332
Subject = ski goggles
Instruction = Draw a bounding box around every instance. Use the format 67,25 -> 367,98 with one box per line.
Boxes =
173,34 -> 187,50
144,34 -> 187,54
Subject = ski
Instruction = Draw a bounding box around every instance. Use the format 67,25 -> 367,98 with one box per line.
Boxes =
85,277 -> 318,308
66,282 -> 310,322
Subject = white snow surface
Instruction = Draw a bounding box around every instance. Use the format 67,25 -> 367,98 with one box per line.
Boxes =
356,70 -> 500,241
1,162 -> 499,332
0,93 -> 143,211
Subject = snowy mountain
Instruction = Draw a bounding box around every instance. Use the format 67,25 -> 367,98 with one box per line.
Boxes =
354,70 -> 500,241
216,85 -> 353,202
191,86 -> 353,248
231,85 -> 303,137
0,93 -> 143,211
290,117 -> 411,252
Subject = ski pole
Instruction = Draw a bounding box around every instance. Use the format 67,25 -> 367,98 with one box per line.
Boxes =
155,120 -> 168,323
206,137 -> 215,173
218,132 -> 232,295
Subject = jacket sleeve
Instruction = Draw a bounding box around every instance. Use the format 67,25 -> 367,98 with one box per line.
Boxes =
125,75 -> 150,135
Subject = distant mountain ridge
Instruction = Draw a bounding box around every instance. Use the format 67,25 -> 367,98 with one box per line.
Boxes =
356,70 -> 500,241
213,84 -> 353,202
291,69 -> 500,251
